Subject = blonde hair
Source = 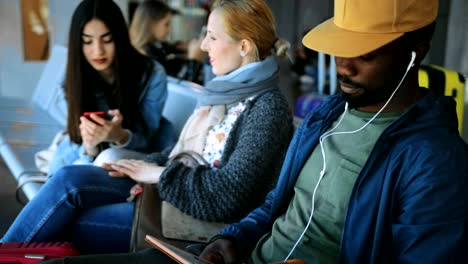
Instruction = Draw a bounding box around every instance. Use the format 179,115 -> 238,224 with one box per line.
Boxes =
129,0 -> 173,55
212,0 -> 290,60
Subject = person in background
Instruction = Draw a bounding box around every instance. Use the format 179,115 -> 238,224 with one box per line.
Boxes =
291,29 -> 318,78
46,0 -> 174,176
129,0 -> 205,84
198,0 -> 468,263
2,0 -> 294,257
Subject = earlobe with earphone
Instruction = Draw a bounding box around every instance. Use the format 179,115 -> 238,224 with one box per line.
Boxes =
283,49 -> 420,262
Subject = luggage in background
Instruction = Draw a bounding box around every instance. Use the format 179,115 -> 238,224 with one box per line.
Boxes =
293,94 -> 325,128
419,64 -> 466,133
292,52 -> 334,128
0,242 -> 79,263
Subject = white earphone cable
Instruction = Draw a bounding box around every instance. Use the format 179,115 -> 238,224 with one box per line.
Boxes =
283,102 -> 348,261
283,52 -> 416,262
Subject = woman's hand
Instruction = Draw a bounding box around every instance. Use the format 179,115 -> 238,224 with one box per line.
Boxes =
102,159 -> 165,183
106,109 -> 129,145
199,238 -> 238,264
79,109 -> 129,147
80,116 -> 101,156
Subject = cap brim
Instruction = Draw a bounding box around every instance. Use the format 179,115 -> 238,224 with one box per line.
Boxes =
302,18 -> 403,58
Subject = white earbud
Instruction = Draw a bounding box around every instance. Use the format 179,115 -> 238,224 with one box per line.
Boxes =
240,51 -> 246,57
407,51 -> 416,71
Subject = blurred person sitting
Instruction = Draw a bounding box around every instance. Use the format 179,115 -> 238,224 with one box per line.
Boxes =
129,0 -> 205,84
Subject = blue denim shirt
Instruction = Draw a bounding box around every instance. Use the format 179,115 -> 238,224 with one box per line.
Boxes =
220,91 -> 468,263
48,60 -> 175,175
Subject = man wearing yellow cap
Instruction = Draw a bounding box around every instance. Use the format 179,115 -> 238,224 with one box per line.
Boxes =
36,0 -> 467,263
200,0 -> 468,263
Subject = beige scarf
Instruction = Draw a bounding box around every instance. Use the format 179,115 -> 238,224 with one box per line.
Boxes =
169,105 -> 226,159
162,104 -> 228,243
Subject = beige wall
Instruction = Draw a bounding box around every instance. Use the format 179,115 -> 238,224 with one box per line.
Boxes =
0,0 -> 44,99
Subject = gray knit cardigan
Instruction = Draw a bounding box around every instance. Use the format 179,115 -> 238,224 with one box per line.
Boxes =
145,89 -> 293,223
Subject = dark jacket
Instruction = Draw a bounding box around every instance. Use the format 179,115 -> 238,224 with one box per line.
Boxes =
155,89 -> 294,223
220,90 -> 468,263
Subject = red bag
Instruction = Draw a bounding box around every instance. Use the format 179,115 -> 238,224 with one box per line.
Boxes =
0,242 -> 79,263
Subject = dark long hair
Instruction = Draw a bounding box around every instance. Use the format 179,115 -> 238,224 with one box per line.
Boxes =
65,0 -> 151,144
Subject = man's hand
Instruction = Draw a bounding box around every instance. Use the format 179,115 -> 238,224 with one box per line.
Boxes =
102,159 -> 165,184
199,238 -> 238,264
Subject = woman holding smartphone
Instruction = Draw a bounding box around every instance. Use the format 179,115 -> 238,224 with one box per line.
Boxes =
47,0 -> 175,175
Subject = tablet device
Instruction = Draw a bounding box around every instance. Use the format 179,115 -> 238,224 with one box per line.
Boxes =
145,235 -> 214,264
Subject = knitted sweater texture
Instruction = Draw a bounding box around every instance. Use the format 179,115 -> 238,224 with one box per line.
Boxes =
157,89 -> 293,223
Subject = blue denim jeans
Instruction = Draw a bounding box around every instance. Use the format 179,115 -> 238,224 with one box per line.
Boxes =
1,165 -> 136,254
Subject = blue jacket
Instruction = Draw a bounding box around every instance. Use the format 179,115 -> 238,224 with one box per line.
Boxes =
220,90 -> 468,263
48,60 -> 175,175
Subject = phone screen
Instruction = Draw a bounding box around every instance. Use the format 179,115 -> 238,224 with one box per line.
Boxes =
83,111 -> 107,119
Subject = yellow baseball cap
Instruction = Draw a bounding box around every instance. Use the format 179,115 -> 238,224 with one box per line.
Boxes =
303,0 -> 438,58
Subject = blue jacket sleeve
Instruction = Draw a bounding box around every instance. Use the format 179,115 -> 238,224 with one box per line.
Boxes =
218,120 -> 307,256
113,61 -> 168,151
391,138 -> 468,263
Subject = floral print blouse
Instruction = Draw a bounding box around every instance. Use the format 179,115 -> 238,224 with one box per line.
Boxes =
203,99 -> 251,168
